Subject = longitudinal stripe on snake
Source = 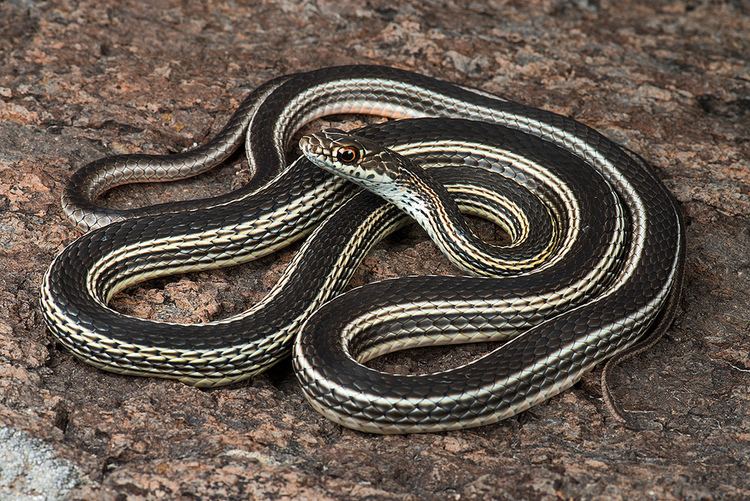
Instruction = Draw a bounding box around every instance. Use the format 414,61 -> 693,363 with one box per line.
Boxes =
40,65 -> 684,433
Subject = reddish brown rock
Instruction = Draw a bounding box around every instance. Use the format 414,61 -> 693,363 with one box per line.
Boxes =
0,0 -> 748,498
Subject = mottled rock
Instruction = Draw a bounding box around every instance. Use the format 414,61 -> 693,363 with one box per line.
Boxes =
0,0 -> 748,498
0,427 -> 81,500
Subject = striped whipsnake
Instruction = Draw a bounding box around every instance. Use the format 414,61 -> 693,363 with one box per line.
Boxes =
40,65 -> 685,433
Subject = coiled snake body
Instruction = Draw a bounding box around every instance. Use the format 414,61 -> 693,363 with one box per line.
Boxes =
41,66 -> 685,433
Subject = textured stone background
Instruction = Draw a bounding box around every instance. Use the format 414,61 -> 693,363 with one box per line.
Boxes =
1,0 -> 748,499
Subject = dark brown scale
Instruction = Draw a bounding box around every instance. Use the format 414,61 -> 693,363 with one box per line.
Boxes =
43,66 -> 684,432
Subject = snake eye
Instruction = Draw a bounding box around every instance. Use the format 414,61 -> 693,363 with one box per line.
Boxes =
336,146 -> 359,164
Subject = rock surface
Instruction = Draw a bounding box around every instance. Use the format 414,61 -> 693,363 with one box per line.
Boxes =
1,0 -> 748,498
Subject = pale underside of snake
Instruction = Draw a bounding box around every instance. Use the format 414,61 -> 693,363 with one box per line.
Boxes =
40,65 -> 685,433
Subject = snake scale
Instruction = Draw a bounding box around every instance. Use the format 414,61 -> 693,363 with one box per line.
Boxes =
40,66 -> 685,433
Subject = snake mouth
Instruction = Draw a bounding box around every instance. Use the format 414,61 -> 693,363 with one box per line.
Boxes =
300,130 -> 336,154
299,134 -> 333,172
299,134 -> 322,156
300,128 -> 350,156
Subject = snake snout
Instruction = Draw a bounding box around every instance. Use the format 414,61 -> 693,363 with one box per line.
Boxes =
299,134 -> 322,156
299,133 -> 337,174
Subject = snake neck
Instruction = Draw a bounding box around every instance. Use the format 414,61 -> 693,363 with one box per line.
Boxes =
369,160 -> 536,278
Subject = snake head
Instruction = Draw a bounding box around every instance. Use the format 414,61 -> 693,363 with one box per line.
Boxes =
299,129 -> 410,191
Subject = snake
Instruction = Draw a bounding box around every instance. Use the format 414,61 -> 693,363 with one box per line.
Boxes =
40,65 -> 685,433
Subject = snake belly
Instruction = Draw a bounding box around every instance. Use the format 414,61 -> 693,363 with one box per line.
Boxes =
41,66 -> 684,431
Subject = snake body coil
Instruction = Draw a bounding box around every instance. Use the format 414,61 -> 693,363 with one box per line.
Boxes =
41,66 -> 685,433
